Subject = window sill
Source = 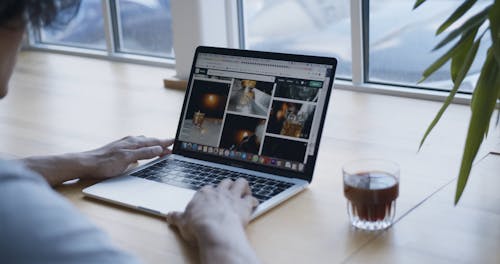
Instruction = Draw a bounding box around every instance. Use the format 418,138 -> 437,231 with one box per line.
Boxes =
334,79 -> 473,105
24,43 -> 176,69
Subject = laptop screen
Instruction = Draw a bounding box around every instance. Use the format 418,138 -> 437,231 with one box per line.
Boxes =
175,48 -> 336,180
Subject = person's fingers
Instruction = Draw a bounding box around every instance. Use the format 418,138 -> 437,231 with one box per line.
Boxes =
237,195 -> 258,225
199,184 -> 215,193
123,146 -> 163,162
251,196 -> 259,208
163,138 -> 175,147
157,138 -> 175,149
230,178 -> 251,197
161,147 -> 173,156
243,195 -> 260,209
123,136 -> 174,150
217,178 -> 233,190
137,137 -> 174,148
195,185 -> 215,200
166,211 -> 183,226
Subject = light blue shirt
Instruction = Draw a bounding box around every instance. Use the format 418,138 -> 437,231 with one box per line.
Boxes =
0,160 -> 142,264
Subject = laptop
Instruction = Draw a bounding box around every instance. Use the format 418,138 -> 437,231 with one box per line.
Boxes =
83,46 -> 337,219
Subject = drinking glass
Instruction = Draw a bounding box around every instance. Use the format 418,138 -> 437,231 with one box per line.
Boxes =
343,159 -> 399,231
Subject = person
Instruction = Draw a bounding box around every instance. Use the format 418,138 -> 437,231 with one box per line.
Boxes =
0,1 -> 260,263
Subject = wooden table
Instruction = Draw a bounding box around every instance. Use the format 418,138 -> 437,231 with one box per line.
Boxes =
1,51 -> 499,264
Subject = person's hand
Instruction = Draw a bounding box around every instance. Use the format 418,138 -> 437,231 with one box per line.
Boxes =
167,178 -> 259,246
167,179 -> 261,264
81,136 -> 174,179
20,136 -> 174,186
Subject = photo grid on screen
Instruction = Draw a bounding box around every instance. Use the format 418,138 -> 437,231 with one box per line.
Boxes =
177,54 -> 330,172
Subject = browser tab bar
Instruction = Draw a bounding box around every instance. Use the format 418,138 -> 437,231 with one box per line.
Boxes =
196,53 -> 328,81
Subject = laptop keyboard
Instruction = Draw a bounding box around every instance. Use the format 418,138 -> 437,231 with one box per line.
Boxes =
130,159 -> 294,202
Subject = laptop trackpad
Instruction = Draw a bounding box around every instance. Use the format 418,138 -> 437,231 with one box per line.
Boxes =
83,176 -> 196,215
138,179 -> 196,214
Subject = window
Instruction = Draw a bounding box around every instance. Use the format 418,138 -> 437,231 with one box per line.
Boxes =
28,0 -> 492,96
33,0 -> 174,60
240,0 -> 352,79
367,0 -> 491,92
39,0 -> 106,50
239,0 -> 492,93
114,0 -> 174,58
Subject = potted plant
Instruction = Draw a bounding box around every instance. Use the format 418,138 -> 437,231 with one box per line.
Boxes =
414,0 -> 500,203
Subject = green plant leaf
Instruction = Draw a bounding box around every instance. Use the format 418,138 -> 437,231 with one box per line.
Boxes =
455,51 -> 500,204
413,0 -> 427,9
419,38 -> 481,150
451,28 -> 479,82
437,0 -> 478,35
419,28 -> 478,83
433,6 -> 490,51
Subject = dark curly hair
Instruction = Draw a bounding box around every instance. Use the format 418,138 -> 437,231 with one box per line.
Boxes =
0,0 -> 81,29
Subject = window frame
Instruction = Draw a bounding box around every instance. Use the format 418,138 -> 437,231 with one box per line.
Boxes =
26,0 -> 175,67
235,0 -> 477,104
24,0 -> 481,104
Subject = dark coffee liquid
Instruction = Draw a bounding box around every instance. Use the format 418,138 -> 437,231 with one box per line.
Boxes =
344,171 -> 399,221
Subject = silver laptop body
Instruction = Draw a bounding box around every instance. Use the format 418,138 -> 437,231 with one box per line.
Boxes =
83,46 -> 337,219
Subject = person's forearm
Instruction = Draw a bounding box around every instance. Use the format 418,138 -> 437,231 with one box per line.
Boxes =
198,227 -> 260,264
20,153 -> 88,186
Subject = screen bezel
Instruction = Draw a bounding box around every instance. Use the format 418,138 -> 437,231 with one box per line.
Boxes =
172,46 -> 337,182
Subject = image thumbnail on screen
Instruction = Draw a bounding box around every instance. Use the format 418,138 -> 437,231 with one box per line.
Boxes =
227,79 -> 274,117
261,136 -> 307,162
219,114 -> 266,154
266,100 -> 315,139
179,80 -> 230,146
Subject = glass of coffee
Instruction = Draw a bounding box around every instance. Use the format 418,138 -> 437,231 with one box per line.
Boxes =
343,159 -> 399,231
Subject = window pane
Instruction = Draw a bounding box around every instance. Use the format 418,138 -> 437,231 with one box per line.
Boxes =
368,0 -> 491,92
242,0 -> 351,78
115,0 -> 174,58
40,0 -> 106,50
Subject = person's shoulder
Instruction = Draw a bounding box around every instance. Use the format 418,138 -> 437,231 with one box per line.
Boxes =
0,159 -> 45,184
